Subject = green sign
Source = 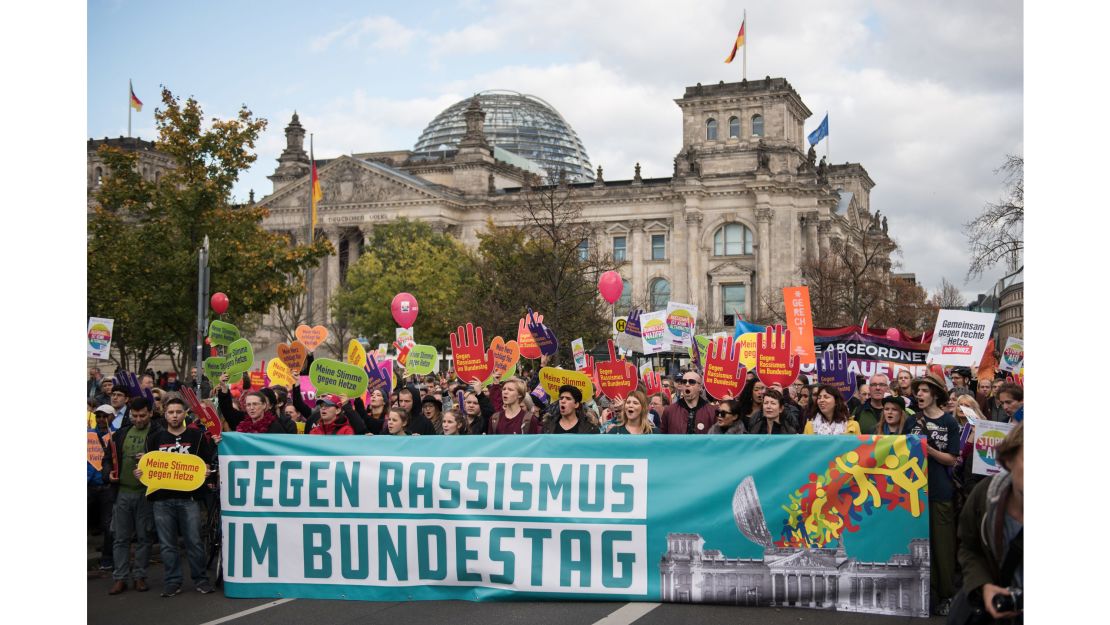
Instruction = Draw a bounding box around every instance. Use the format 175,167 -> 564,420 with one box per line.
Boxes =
225,338 -> 254,378
208,320 -> 241,347
404,344 -> 439,376
203,356 -> 229,382
483,360 -> 517,386
309,358 -> 369,397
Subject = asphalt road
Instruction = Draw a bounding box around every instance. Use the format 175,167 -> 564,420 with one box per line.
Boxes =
87,565 -> 945,625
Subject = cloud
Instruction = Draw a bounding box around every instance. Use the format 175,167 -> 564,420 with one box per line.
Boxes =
310,16 -> 417,53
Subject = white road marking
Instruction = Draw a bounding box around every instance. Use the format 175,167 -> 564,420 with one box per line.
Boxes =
590,602 -> 661,625
196,598 -> 296,625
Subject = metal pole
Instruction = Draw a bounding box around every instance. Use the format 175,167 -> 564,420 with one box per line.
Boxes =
195,236 -> 209,395
306,134 -> 316,325
743,10 -> 747,82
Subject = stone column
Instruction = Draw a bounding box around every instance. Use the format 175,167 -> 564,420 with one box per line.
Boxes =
630,220 -> 644,303
755,206 -> 774,314
686,211 -> 703,308
809,574 -> 816,607
345,229 -> 360,272
670,212 -> 688,302
803,212 -> 819,263
770,574 -> 777,606
324,228 -> 342,322
818,219 -> 831,257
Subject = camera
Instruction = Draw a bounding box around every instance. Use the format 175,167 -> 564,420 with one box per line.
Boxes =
991,587 -> 1023,613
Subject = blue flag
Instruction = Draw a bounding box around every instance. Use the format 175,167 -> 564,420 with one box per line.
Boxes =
808,113 -> 829,147
733,319 -> 767,341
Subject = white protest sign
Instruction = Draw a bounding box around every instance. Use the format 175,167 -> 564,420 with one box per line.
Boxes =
927,310 -> 995,367
999,337 -> 1024,372
88,317 -> 114,360
665,302 -> 698,349
571,338 -> 586,371
971,420 -> 1016,476
639,310 -> 670,355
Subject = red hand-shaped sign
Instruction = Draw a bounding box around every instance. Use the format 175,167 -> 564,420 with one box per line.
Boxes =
517,312 -> 543,360
581,353 -> 601,391
755,324 -> 801,388
643,369 -> 663,397
594,339 -> 639,400
451,323 -> 494,382
180,386 -> 221,438
703,336 -> 748,400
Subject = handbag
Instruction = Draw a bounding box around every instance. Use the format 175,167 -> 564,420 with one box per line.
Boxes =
947,528 -> 1022,625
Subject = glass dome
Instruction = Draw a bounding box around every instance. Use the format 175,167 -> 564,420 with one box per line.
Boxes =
412,90 -> 595,182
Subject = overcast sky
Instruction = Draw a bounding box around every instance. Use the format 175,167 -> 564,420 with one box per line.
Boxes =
88,0 -> 1023,300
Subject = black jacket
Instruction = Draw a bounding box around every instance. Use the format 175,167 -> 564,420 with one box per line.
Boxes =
144,427 -> 216,501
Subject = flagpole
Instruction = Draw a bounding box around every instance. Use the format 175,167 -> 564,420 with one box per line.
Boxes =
306,133 -> 315,326
825,111 -> 829,162
742,10 -> 747,81
128,81 -> 132,138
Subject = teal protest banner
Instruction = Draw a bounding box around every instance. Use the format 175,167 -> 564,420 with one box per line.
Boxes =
219,433 -> 930,617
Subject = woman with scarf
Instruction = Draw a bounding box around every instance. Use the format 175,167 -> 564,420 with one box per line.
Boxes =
748,389 -> 796,434
803,384 -> 861,435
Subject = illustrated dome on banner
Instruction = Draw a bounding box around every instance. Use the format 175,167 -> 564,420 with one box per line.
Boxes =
411,90 -> 595,182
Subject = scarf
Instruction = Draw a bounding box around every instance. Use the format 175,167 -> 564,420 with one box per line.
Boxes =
237,411 -> 277,434
811,413 -> 847,435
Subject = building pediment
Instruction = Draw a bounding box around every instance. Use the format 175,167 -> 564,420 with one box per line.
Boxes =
769,549 -> 837,571
259,155 -> 452,211
709,259 -> 754,277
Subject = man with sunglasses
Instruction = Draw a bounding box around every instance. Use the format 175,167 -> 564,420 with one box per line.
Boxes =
659,372 -> 716,434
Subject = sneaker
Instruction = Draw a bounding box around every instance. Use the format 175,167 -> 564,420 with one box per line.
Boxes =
98,563 -> 114,571
161,586 -> 181,598
195,581 -> 215,594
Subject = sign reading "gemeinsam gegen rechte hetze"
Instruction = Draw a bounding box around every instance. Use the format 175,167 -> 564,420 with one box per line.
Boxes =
219,433 -> 932,616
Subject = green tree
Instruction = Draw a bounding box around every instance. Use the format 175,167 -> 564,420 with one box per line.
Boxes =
465,177 -> 616,366
88,88 -> 330,374
331,219 -> 475,353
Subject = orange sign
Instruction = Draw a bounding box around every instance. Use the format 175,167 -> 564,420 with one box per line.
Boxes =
87,432 -> 104,471
782,286 -> 816,366
295,325 -> 329,352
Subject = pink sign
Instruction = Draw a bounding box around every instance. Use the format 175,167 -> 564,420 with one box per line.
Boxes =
299,375 -> 317,408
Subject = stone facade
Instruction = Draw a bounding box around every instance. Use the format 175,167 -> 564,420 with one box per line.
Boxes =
87,136 -> 175,212
255,77 -> 889,353
659,533 -> 930,617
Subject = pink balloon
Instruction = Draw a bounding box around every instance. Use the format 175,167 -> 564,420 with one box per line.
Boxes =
391,292 -> 419,328
598,271 -> 624,304
210,292 -> 229,315
885,327 -> 901,341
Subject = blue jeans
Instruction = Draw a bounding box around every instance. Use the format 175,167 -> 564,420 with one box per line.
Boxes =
111,490 -> 151,581
153,498 -> 208,588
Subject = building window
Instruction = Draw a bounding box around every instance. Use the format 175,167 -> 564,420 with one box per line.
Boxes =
713,224 -> 754,255
706,118 -> 718,141
751,114 -> 764,137
613,236 -> 626,262
616,279 -> 632,315
729,116 -> 740,138
95,166 -> 103,186
650,278 -> 671,310
722,285 -> 746,325
577,239 -> 589,261
651,234 -> 666,260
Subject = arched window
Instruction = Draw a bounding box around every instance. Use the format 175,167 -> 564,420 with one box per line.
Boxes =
729,116 -> 740,138
650,278 -> 671,310
705,118 -> 718,141
95,166 -> 103,186
714,224 -> 754,256
616,279 -> 632,315
751,114 -> 764,137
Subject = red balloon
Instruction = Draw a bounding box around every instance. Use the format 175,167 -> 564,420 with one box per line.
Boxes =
391,292 -> 419,329
885,327 -> 901,341
210,292 -> 229,315
598,271 -> 624,305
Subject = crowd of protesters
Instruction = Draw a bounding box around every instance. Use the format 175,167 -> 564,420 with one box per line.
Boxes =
87,354 -> 1023,619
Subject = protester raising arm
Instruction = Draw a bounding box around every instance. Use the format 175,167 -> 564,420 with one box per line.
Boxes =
216,373 -> 246,431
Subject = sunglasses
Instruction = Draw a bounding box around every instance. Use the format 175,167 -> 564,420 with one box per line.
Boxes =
680,379 -> 700,385
715,410 -> 733,417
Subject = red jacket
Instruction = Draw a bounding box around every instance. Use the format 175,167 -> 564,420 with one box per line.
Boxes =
309,419 -> 354,435
659,396 -> 717,434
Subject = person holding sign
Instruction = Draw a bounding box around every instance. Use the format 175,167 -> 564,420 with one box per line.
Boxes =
488,378 -> 541,434
908,372 -> 962,616
955,423 -> 1023,623
605,390 -> 654,435
803,385 -> 861,435
142,398 -> 216,596
105,397 -> 159,594
309,395 -> 355,435
543,385 -> 599,434
748,389 -> 797,434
